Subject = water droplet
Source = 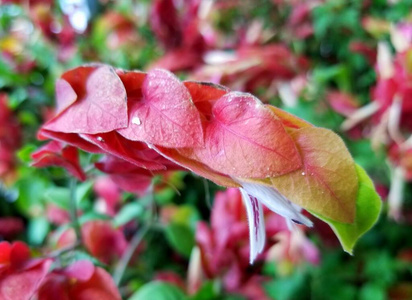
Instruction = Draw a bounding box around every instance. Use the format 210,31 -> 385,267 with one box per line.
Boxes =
301,172 -> 305,176
97,136 -> 105,142
132,116 -> 141,125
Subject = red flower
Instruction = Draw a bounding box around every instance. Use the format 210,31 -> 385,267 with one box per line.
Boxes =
0,94 -> 21,182
0,241 -> 51,300
0,217 -> 24,239
195,188 -> 288,295
57,220 -> 128,265
37,260 -> 121,300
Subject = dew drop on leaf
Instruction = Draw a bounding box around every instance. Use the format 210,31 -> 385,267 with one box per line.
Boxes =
132,116 -> 141,125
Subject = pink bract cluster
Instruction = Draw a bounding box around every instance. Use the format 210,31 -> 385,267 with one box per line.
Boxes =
34,64 -> 360,263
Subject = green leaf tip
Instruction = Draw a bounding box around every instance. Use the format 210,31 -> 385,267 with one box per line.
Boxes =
310,164 -> 382,254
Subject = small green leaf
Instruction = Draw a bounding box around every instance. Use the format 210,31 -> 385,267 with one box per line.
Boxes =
113,202 -> 144,227
129,281 -> 186,300
17,144 -> 38,163
44,187 -> 70,210
164,223 -> 195,258
75,180 -> 93,205
27,217 -> 50,245
311,164 -> 382,254
15,177 -> 49,216
171,205 -> 200,227
190,280 -> 220,300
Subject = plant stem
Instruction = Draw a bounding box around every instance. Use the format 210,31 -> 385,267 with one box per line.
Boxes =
113,185 -> 155,286
69,178 -> 82,243
48,241 -> 81,258
113,223 -> 150,285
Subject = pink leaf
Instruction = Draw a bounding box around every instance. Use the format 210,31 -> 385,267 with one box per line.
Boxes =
117,69 -> 204,147
55,79 -> 77,116
192,92 -> 302,178
44,66 -> 128,134
95,156 -> 155,195
64,260 -> 95,282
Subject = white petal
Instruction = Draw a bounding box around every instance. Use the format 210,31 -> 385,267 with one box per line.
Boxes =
240,188 -> 266,264
240,182 -> 313,227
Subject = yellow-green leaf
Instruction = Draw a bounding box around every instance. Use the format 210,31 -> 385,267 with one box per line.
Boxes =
310,164 -> 382,254
271,127 -> 358,223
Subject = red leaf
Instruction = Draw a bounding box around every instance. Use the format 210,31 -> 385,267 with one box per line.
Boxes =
117,69 -> 204,147
95,156 -> 159,195
31,141 -> 86,181
117,70 -> 146,99
63,260 -> 95,281
80,131 -> 167,170
150,0 -> 182,49
38,129 -> 103,153
191,92 -> 302,178
0,253 -> 51,300
184,81 -> 229,119
0,242 -> 11,265
10,241 -> 30,269
153,146 -> 240,187
81,221 -> 127,264
44,66 -> 128,134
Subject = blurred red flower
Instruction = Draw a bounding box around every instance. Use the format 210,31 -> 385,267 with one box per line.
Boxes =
37,260 -> 121,300
0,241 -> 51,300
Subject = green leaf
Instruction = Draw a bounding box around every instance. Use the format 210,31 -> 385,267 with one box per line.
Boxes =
164,223 -> 195,258
190,281 -> 220,300
75,180 -> 94,205
27,217 -> 50,245
44,187 -> 70,210
359,283 -> 385,300
310,164 -> 382,254
171,205 -> 200,228
129,281 -> 186,300
264,270 -> 307,300
44,181 -> 93,210
113,202 -> 144,227
14,177 -> 49,216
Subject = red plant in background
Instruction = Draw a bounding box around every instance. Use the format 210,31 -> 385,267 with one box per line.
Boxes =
0,94 -> 21,183
195,188 -> 293,297
0,241 -> 52,300
37,260 -> 121,300
94,176 -> 122,216
56,220 -> 128,265
342,31 -> 412,220
95,11 -> 141,51
149,0 -> 209,71
0,217 -> 24,240
193,44 -> 310,101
